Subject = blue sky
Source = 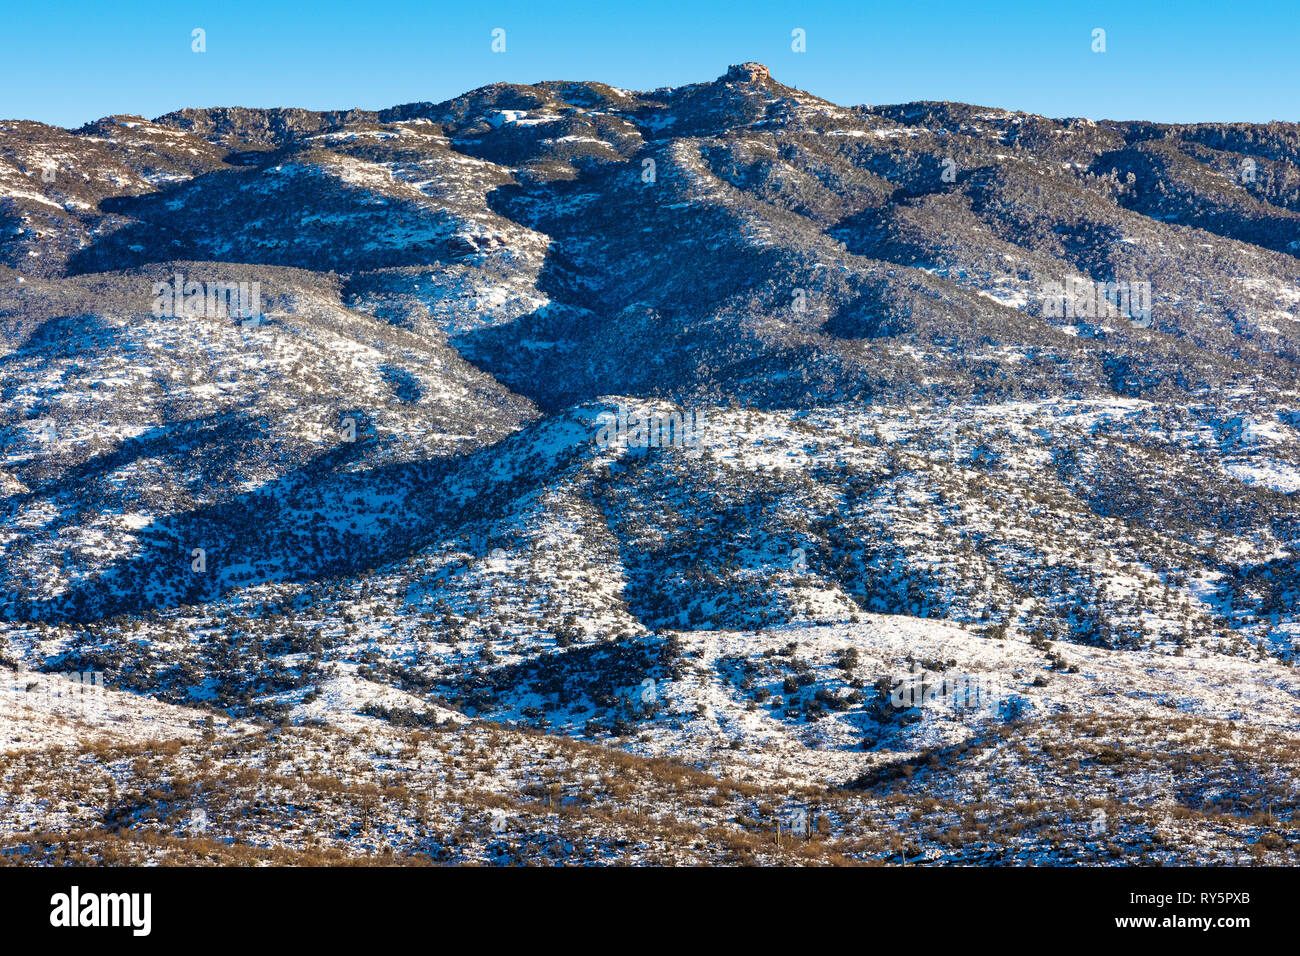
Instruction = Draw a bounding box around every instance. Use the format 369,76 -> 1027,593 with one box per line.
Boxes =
3,1 -> 1295,128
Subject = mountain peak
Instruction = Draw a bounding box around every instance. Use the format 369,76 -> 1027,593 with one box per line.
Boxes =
722,61 -> 770,83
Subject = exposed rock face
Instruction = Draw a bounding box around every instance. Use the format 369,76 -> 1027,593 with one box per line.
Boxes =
723,61 -> 770,83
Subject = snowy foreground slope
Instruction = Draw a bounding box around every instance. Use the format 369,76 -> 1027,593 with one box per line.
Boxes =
1,63 -> 1299,865
3,649 -> 1297,865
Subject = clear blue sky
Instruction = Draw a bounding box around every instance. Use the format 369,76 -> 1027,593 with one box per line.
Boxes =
3,0 -> 1295,128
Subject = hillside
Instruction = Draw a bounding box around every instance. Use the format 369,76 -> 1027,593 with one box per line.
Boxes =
1,63 -> 1298,865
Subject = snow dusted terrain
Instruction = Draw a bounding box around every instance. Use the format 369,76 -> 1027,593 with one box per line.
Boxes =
1,63 -> 1298,865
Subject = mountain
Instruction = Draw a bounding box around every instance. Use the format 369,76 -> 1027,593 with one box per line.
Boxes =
1,63 -> 1298,866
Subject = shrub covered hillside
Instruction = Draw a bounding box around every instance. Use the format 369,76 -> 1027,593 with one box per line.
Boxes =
1,63 -> 1298,865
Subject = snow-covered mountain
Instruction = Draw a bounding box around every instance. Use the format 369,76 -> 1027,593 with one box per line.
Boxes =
1,64 -> 1298,865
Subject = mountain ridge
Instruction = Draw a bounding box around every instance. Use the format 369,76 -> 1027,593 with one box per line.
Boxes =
1,63 -> 1298,866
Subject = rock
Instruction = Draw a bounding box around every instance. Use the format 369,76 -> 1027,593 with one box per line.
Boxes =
723,62 -> 770,83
